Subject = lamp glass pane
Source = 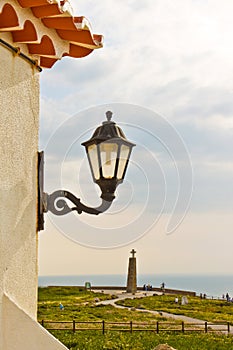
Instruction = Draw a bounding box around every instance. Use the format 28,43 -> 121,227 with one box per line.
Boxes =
117,145 -> 130,180
87,144 -> 100,180
100,142 -> 118,179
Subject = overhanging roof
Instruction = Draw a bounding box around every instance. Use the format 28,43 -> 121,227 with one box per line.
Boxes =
0,0 -> 103,69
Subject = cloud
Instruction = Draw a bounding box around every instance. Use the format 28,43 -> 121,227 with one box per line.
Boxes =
40,0 -> 233,121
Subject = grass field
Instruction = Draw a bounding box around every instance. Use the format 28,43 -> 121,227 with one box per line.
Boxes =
38,287 -> 233,350
116,293 -> 233,323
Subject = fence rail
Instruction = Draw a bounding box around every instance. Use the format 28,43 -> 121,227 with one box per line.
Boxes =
39,320 -> 232,334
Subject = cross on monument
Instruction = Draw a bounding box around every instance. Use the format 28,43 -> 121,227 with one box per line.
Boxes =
130,249 -> 136,258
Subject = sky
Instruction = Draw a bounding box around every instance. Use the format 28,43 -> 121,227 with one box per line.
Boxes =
38,0 -> 233,279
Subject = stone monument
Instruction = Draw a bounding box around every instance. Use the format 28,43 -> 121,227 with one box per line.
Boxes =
126,249 -> 137,294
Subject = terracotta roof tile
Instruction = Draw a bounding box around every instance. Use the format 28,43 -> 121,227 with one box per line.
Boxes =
11,20 -> 38,43
0,0 -> 103,69
0,3 -> 19,29
31,4 -> 66,18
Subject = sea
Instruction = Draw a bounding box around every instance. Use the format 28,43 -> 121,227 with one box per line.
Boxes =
38,274 -> 233,299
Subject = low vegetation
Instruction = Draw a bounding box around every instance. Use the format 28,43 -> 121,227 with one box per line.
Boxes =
38,287 -> 167,323
48,331 -> 233,350
38,287 -> 233,350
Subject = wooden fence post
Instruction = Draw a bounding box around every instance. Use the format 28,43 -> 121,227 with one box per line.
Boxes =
227,322 -> 230,334
205,321 -> 208,333
73,320 -> 75,333
41,320 -> 44,327
156,321 -> 159,334
182,321 -> 184,333
102,320 -> 105,335
130,321 -> 133,333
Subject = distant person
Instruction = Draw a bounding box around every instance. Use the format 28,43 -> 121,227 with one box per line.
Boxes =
161,282 -> 165,291
175,297 -> 179,304
226,293 -> 230,302
59,302 -> 64,310
147,284 -> 152,291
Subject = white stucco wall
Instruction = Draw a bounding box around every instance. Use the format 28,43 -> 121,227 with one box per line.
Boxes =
0,31 -> 39,320
2,294 -> 68,350
0,32 -> 69,350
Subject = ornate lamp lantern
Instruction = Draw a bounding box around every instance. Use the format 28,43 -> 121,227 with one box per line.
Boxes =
38,111 -> 135,230
82,111 -> 135,202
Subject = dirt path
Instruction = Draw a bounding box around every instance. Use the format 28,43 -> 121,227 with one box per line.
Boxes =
95,290 -> 232,334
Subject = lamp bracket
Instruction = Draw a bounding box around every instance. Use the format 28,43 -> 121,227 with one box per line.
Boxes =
45,190 -> 112,216
38,152 -> 113,231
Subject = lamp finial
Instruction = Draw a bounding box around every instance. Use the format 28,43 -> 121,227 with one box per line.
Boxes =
106,111 -> 113,122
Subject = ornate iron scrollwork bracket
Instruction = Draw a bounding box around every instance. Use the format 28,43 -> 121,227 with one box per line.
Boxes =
37,151 -> 112,231
45,190 -> 112,216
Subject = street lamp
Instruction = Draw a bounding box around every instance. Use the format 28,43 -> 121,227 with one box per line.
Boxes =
38,111 -> 135,230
